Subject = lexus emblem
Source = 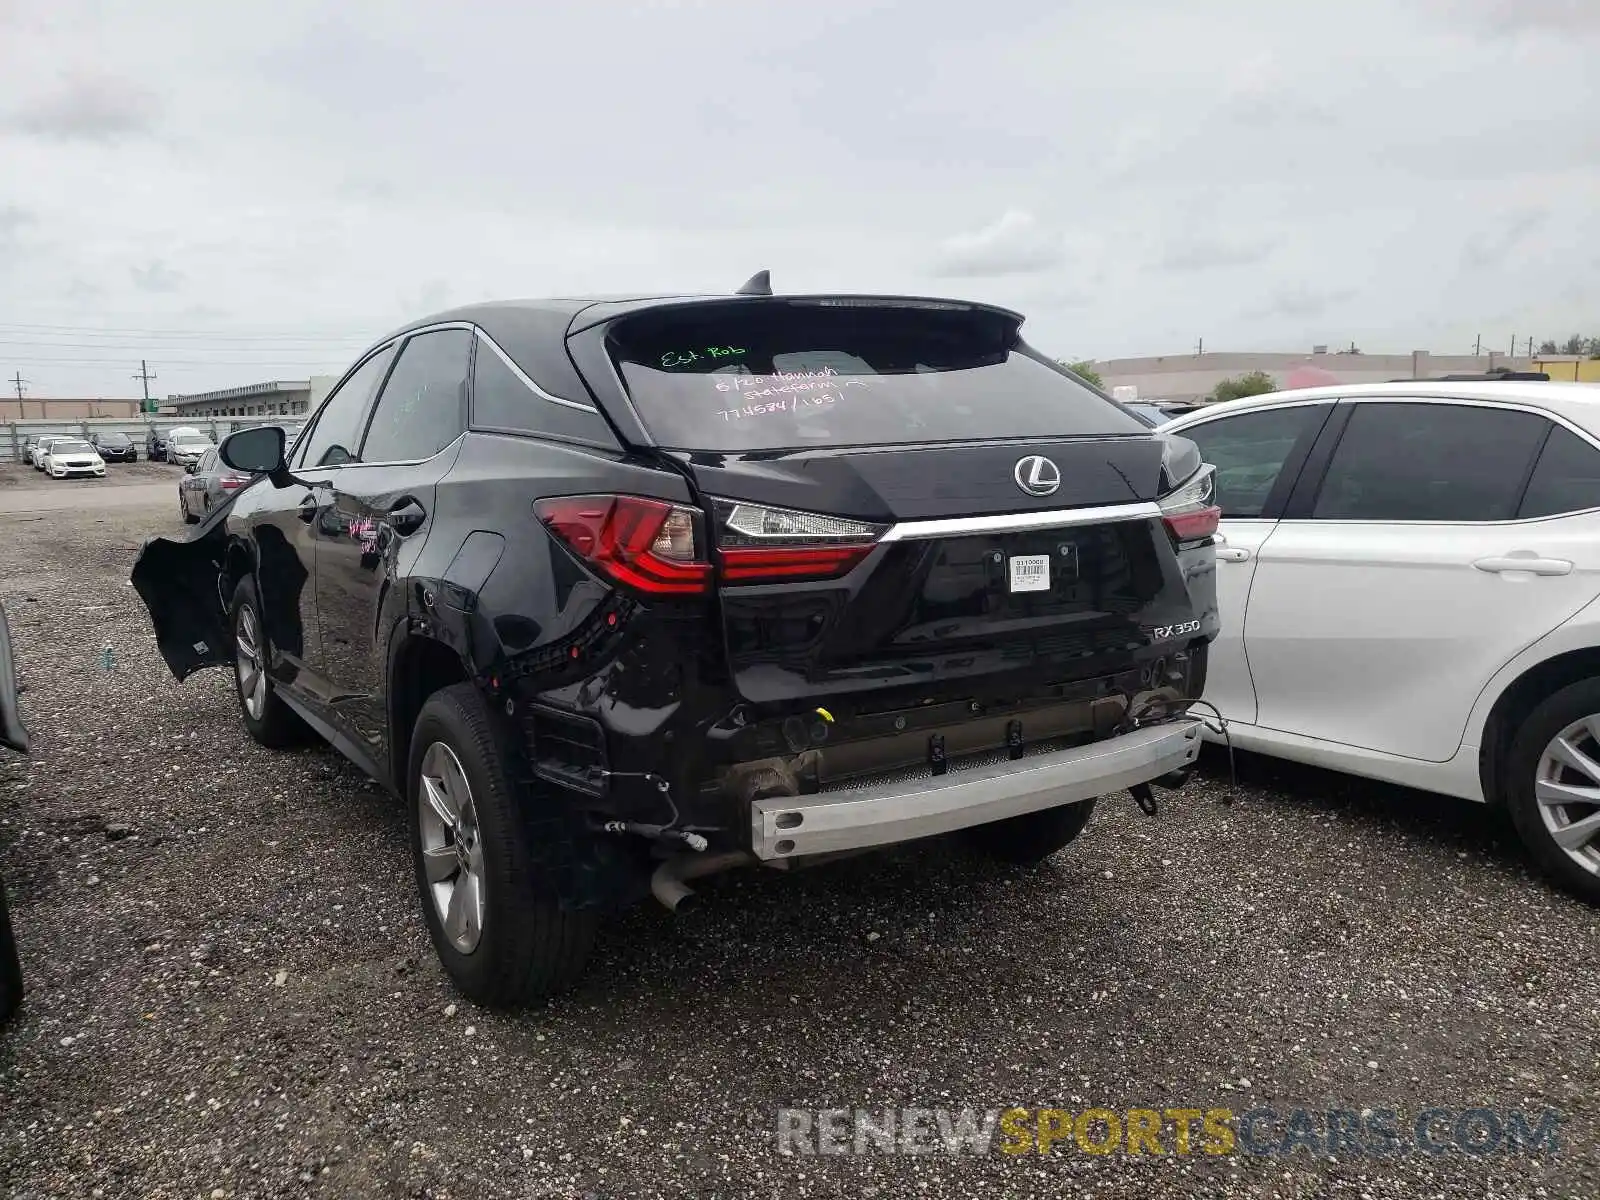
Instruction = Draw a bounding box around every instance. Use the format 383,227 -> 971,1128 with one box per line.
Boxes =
1013,455 -> 1062,497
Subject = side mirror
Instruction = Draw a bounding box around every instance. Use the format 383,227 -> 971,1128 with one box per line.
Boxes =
220,426 -> 287,476
184,462 -> 197,474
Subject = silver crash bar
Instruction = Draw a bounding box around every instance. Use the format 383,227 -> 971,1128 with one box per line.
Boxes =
748,719 -> 1202,861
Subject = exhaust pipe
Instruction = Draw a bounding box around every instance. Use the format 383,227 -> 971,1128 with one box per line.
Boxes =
650,850 -> 752,912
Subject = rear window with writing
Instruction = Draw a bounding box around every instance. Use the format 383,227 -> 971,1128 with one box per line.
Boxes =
609,302 -> 1140,451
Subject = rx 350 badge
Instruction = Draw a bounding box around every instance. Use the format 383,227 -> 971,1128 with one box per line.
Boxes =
1152,619 -> 1202,641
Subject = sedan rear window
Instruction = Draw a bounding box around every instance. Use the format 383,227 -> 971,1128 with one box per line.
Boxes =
607,301 -> 1145,451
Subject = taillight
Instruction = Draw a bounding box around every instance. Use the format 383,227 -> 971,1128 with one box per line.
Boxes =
711,499 -> 887,584
1159,465 -> 1221,542
535,495 -> 712,595
220,474 -> 247,490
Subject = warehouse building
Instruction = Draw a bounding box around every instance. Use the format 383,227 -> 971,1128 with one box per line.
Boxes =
0,397 -> 141,420
166,376 -> 338,419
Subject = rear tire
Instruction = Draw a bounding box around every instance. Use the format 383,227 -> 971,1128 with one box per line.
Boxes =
229,577 -> 306,748
1504,679 -> 1600,904
408,683 -> 599,1006
961,798 -> 1097,865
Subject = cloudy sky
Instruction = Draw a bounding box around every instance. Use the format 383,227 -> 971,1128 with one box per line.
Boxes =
1,0 -> 1597,398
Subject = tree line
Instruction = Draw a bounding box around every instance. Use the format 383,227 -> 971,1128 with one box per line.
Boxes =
1535,336 -> 1600,358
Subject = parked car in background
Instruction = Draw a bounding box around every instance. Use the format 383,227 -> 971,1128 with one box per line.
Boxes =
40,438 -> 106,479
89,431 -> 138,462
178,446 -> 253,523
166,431 -> 214,469
21,436 -> 42,466
1164,380 -> 1600,901
31,436 -> 66,470
1,600 -> 28,1026
132,289 -> 1220,1005
148,426 -> 202,462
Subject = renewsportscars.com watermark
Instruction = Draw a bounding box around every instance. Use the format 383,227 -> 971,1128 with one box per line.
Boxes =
777,1106 -> 1563,1158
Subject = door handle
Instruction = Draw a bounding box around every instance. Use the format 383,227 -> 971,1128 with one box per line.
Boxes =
297,494 -> 318,523
387,498 -> 428,536
1213,535 -> 1251,563
1474,555 -> 1573,577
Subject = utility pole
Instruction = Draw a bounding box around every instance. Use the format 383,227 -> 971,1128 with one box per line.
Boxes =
1195,337 -> 1204,356
1474,334 -> 1481,356
9,371 -> 26,419
132,360 -> 157,413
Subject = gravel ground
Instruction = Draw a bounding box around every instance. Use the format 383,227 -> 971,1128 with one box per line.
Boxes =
0,501 -> 1596,1199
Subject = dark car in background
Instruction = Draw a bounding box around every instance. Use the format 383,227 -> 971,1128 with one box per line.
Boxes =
178,446 -> 253,523
133,286 -> 1220,1006
1,601 -> 28,1026
90,431 -> 138,462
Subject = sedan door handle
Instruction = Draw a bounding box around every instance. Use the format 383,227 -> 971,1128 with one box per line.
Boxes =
387,498 -> 428,536
1213,535 -> 1251,563
1474,555 -> 1573,577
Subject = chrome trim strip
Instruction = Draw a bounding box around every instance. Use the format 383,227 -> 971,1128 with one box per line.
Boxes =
749,720 -> 1202,860
473,329 -> 599,413
880,500 -> 1162,541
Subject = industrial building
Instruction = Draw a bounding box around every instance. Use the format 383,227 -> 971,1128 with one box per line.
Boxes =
1091,349 -> 1547,403
0,397 -> 142,420
166,376 -> 338,419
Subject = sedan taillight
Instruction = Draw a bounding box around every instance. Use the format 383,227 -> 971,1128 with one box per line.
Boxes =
535,495 -> 712,595
711,500 -> 887,584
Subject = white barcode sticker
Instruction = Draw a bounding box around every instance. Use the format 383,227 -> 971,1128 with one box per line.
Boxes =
1008,554 -> 1051,593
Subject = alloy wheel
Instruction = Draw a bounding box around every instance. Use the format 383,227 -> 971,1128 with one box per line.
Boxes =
1533,716 -> 1600,877
417,741 -> 486,954
234,603 -> 268,721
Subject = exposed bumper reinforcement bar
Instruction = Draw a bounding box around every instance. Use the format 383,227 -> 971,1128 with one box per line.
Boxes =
748,719 -> 1203,861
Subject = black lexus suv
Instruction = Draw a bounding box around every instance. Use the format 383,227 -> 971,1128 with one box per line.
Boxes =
132,286 -> 1220,1006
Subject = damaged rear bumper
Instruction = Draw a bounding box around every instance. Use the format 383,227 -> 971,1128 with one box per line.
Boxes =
748,718 -> 1202,860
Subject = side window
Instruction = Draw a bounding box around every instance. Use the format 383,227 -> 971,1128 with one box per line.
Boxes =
295,345 -> 396,469
1180,405 -> 1326,518
360,329 -> 472,463
1519,425 -> 1600,518
471,333 -> 614,443
1313,402 -> 1547,522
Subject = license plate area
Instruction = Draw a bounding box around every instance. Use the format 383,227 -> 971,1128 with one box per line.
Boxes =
1008,554 -> 1051,593
973,535 -> 1081,603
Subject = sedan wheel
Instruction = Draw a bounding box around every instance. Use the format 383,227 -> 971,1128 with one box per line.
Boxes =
234,603 -> 269,722
1532,716 -> 1600,878
417,741 -> 486,954
1506,678 -> 1600,904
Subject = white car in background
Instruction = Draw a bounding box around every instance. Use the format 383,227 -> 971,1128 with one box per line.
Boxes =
166,431 -> 214,469
1164,380 -> 1600,901
40,437 -> 106,479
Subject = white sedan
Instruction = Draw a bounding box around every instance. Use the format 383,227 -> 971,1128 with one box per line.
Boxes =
40,437 -> 106,479
1164,380 -> 1600,901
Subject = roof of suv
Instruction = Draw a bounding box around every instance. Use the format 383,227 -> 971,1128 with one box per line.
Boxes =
371,290 -> 1028,415
1170,380 -> 1600,429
